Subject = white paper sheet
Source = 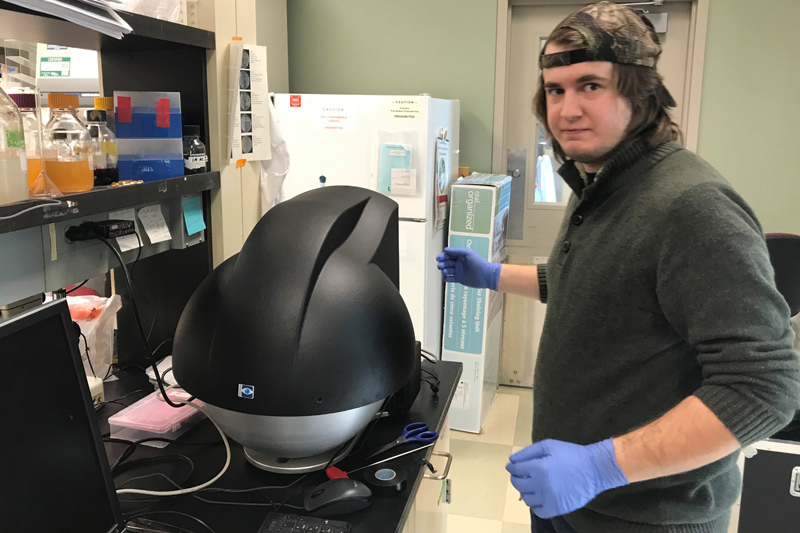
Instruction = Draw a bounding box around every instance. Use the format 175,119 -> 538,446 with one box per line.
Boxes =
137,204 -> 172,244
108,208 -> 139,252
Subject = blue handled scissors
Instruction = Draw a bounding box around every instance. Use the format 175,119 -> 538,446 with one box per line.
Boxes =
366,422 -> 439,459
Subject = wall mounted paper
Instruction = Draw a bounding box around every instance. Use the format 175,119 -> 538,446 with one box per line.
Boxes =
137,205 -> 172,244
108,208 -> 139,252
378,143 -> 411,194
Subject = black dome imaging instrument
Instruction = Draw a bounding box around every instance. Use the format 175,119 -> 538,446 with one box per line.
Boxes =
172,186 -> 418,473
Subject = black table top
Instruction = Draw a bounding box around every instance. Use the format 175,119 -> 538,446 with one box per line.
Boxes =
101,360 -> 462,533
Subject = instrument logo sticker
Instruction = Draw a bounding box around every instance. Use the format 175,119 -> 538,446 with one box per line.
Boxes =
238,384 -> 255,399
791,466 -> 800,497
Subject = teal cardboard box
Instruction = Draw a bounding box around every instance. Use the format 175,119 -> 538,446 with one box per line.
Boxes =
442,173 -> 511,433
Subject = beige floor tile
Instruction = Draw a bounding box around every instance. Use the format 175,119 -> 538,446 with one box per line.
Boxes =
503,446 -> 531,524
447,515 -> 504,533
451,393 -> 520,446
510,387 -> 533,448
502,522 -> 531,533
448,439 -> 514,520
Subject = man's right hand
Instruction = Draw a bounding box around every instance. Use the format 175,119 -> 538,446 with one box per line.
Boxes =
436,247 -> 502,290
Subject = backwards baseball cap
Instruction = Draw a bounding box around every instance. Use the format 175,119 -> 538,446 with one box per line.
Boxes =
540,1 -> 663,70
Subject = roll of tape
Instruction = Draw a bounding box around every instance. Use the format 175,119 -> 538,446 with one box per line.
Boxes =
362,463 -> 407,496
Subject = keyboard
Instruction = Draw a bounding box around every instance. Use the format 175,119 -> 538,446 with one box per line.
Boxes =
258,512 -> 352,533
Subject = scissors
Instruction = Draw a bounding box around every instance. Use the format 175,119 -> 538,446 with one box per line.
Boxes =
366,422 -> 439,459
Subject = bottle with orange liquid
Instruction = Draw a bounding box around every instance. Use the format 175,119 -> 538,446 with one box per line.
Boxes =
44,94 -> 93,194
8,92 -> 52,194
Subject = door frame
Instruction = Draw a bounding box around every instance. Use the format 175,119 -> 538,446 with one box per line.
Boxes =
491,0 -> 710,173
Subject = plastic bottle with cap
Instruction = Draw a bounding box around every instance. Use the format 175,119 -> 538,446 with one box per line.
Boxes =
94,96 -> 115,134
0,86 -> 30,205
182,125 -> 208,175
8,92 -> 54,195
86,109 -> 119,186
44,93 -> 93,193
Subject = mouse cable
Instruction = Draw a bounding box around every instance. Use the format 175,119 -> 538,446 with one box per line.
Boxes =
116,400 -> 230,496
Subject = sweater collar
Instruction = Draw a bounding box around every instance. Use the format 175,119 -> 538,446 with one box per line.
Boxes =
558,140 -> 682,202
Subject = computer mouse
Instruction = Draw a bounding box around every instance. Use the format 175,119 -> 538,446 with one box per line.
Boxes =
303,478 -> 374,517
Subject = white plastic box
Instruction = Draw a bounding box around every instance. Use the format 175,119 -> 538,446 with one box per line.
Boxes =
109,389 -> 204,448
442,174 -> 511,433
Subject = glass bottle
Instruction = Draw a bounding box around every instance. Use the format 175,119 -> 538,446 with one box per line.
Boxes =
86,109 -> 119,186
8,92 -> 50,193
44,93 -> 94,194
0,86 -> 29,205
94,96 -> 115,134
182,125 -> 208,175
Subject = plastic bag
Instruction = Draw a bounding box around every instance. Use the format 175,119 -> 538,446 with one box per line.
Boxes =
67,295 -> 122,379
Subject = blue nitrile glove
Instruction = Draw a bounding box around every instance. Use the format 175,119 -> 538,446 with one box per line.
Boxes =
506,438 -> 629,519
436,247 -> 502,290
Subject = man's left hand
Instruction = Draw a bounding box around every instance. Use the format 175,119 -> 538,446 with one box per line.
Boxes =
506,438 -> 629,519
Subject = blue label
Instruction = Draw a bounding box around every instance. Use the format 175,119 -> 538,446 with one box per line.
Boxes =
443,235 -> 490,354
238,384 -> 255,399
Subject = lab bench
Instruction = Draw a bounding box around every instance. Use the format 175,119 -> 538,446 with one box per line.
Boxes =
100,360 -> 462,533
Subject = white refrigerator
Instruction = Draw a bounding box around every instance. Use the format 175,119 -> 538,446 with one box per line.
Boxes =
273,94 -> 460,358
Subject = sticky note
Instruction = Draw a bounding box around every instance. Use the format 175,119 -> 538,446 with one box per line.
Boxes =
182,196 -> 206,236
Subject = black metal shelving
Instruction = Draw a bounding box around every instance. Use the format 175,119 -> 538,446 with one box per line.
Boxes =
0,172 -> 220,235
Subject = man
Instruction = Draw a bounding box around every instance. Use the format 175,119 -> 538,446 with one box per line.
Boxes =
436,3 -> 800,532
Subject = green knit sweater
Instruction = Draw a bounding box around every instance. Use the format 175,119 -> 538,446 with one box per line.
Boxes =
533,140 -> 800,533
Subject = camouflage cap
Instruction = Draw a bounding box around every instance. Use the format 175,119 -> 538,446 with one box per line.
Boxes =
540,1 -> 662,69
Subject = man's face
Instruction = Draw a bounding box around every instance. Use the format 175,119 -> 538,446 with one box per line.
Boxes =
542,43 -> 632,173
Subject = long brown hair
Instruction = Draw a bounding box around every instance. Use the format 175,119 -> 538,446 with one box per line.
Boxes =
534,27 -> 682,163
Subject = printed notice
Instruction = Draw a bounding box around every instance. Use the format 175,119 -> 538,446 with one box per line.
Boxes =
137,205 -> 172,244
311,97 -> 358,132
390,168 -> 416,195
388,98 -> 421,121
40,56 -> 71,77
108,208 -> 140,252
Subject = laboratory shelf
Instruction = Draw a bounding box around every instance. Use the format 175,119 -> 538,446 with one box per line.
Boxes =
0,172 -> 220,236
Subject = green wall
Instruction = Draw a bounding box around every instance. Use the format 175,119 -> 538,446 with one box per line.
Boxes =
697,1 -> 800,234
287,0 -> 498,173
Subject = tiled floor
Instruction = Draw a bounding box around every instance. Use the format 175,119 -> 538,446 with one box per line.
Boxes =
445,386 -> 742,533
446,386 -> 533,533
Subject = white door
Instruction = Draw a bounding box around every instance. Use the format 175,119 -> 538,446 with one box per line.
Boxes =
500,1 -> 695,387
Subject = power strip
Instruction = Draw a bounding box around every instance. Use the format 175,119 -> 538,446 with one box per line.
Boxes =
87,376 -> 105,407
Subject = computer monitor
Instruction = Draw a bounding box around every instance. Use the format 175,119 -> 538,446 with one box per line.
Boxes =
0,299 -> 125,533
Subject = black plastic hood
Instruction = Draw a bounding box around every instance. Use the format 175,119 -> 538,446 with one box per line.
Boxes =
172,186 -> 416,416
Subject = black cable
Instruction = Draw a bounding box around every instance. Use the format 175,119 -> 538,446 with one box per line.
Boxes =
273,474 -> 311,514
95,388 -> 152,411
349,395 -> 393,458
80,332 -> 96,377
94,235 -> 183,408
113,454 -> 195,478
66,279 -> 89,294
125,511 -> 217,533
130,231 -> 157,340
